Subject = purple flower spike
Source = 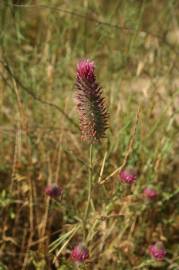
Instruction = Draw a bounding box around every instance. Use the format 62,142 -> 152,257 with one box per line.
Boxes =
45,184 -> 62,198
119,167 -> 137,184
149,242 -> 166,261
71,243 -> 89,263
144,187 -> 158,200
75,59 -> 108,143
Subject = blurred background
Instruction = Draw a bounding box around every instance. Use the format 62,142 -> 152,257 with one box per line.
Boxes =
0,0 -> 179,269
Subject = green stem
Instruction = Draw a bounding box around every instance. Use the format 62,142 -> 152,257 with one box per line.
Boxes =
83,144 -> 93,238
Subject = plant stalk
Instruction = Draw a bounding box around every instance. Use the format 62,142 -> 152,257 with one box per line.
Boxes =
83,144 -> 93,238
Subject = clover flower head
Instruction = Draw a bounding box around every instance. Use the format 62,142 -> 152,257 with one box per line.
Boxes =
149,242 -> 166,261
74,59 -> 108,143
119,167 -> 137,184
144,187 -> 158,200
45,184 -> 62,198
71,243 -> 89,263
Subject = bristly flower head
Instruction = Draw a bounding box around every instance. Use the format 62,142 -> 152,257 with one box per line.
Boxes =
149,242 -> 166,261
77,59 -> 95,82
144,187 -> 158,200
45,184 -> 62,198
119,167 -> 137,184
75,59 -> 108,143
71,243 -> 89,263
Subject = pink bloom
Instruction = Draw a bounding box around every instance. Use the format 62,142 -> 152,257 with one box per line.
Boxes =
77,59 -> 95,82
45,184 -> 62,198
149,242 -> 166,261
119,167 -> 137,184
71,243 -> 89,263
144,187 -> 158,200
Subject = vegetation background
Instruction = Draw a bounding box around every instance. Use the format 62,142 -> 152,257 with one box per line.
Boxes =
0,0 -> 179,269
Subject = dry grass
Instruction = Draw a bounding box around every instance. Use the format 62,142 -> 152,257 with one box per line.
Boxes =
0,0 -> 179,269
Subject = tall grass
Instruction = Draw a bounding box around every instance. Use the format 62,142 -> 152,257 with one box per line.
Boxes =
0,0 -> 179,269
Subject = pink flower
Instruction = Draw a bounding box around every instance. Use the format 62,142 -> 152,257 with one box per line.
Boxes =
144,187 -> 158,200
77,59 -> 95,82
149,242 -> 166,261
71,243 -> 89,263
75,59 -> 108,143
45,184 -> 62,198
119,167 -> 137,184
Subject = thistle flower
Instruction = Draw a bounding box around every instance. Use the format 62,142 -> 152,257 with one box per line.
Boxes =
71,243 -> 89,263
144,187 -> 158,200
45,184 -> 62,198
74,59 -> 108,143
119,167 -> 137,184
149,242 -> 166,261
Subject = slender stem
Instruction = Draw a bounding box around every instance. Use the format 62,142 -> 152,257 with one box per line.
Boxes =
83,144 -> 93,238
85,143 -> 93,219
